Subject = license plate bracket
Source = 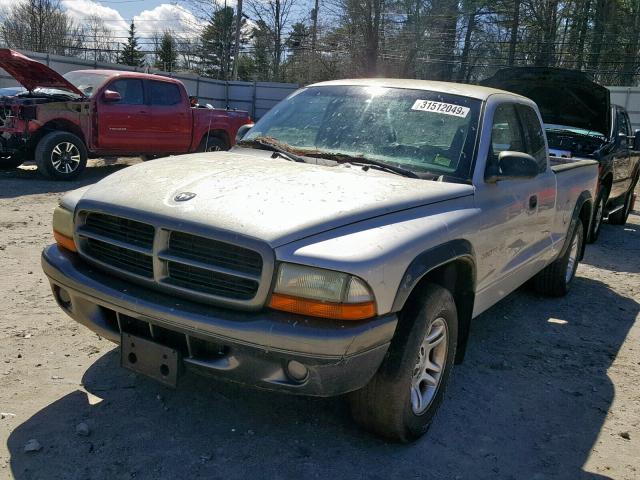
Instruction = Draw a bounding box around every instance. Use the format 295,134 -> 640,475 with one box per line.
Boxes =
121,333 -> 181,387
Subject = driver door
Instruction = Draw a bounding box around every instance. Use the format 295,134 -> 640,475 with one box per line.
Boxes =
96,78 -> 150,151
473,102 -> 549,311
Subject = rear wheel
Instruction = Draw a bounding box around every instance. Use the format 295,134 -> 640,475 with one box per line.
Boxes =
588,188 -> 607,243
349,284 -> 457,442
0,155 -> 23,170
199,135 -> 228,152
534,221 -> 584,297
35,131 -> 87,180
608,186 -> 635,225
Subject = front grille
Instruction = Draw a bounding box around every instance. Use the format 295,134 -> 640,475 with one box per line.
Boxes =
76,210 -> 269,308
84,238 -> 153,278
168,231 -> 263,276
166,261 -> 259,300
84,212 -> 154,249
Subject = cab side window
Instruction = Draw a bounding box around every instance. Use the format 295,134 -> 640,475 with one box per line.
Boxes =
150,81 -> 182,106
107,79 -> 144,105
617,109 -> 631,147
517,105 -> 547,172
486,103 -> 525,177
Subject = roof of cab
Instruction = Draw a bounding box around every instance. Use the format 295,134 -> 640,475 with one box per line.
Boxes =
307,78 -> 521,101
74,69 -> 183,84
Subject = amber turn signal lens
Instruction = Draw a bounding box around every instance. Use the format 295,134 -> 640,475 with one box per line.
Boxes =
269,293 -> 376,321
53,230 -> 77,252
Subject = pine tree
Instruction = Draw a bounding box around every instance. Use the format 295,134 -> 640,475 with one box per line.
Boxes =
155,31 -> 178,71
119,21 -> 146,67
200,6 -> 236,79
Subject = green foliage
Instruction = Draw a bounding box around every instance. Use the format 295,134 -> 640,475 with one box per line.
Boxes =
119,21 -> 146,68
200,6 -> 239,80
155,31 -> 178,72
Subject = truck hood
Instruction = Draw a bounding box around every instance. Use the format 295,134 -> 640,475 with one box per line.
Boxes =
0,49 -> 84,96
481,67 -> 611,137
77,151 -> 474,247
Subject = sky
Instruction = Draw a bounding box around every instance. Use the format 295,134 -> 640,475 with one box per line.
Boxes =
0,0 -> 217,39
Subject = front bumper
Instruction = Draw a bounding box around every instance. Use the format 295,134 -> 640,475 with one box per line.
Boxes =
41,245 -> 397,396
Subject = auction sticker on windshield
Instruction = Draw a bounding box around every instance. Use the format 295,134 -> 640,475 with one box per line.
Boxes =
411,100 -> 470,118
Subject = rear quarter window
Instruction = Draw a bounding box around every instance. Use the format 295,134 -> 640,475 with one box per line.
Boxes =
150,81 -> 182,106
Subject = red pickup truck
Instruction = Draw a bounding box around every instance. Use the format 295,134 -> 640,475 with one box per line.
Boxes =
0,49 -> 251,180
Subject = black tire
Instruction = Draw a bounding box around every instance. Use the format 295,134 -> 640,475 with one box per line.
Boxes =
349,284 -> 457,442
199,135 -> 228,152
35,131 -> 87,180
608,187 -> 635,225
587,188 -> 607,243
534,221 -> 584,297
0,155 -> 23,170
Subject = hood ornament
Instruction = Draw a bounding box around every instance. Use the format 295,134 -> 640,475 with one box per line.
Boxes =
174,192 -> 197,202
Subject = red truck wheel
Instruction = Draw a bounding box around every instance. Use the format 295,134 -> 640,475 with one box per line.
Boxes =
35,131 -> 88,180
199,136 -> 228,152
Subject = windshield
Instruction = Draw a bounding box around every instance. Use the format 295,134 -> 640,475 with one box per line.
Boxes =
62,71 -> 111,97
243,85 -> 481,180
545,123 -> 606,140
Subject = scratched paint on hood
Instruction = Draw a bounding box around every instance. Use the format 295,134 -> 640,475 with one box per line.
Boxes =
78,151 -> 474,247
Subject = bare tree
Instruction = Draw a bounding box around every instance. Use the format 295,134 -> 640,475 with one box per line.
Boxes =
247,0 -> 298,80
80,15 -> 117,63
1,0 -> 82,55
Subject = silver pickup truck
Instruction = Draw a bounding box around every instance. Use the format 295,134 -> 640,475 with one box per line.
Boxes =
42,79 -> 598,442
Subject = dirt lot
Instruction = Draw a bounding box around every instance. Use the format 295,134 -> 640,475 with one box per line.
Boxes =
0,161 -> 639,480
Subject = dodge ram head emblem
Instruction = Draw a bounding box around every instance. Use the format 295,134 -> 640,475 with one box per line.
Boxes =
174,192 -> 197,202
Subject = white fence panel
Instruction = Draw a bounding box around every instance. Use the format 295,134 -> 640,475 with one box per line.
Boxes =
608,87 -> 640,131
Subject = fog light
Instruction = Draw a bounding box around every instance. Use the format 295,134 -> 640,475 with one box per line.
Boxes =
286,360 -> 308,382
56,286 -> 72,310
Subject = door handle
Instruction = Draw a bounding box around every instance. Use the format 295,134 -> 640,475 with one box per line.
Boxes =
529,195 -> 538,210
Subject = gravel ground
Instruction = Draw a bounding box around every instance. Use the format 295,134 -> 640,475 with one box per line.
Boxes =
0,160 -> 639,480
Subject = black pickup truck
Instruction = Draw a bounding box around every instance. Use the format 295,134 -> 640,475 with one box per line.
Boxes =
482,68 -> 640,242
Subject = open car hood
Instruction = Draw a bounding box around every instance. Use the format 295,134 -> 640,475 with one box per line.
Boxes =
481,67 -> 611,137
0,49 -> 84,96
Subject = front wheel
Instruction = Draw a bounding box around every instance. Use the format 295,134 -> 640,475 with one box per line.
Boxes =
534,221 -> 584,297
35,131 -> 87,180
349,284 -> 457,442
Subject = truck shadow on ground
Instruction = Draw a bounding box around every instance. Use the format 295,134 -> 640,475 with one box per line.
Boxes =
0,160 -> 138,199
581,211 -> 640,274
7,268 -> 637,479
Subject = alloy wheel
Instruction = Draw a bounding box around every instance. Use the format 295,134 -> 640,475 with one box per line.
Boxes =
410,317 -> 448,415
51,142 -> 81,174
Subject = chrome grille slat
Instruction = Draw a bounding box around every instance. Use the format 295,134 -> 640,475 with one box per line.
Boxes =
158,251 -> 260,281
77,228 -> 152,255
76,210 -> 268,308
165,262 -> 258,300
83,212 -> 154,248
168,231 -> 263,276
84,238 -> 154,278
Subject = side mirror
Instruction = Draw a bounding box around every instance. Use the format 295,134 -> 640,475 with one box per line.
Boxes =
235,123 -> 254,144
486,151 -> 539,183
102,89 -> 122,102
634,130 -> 640,151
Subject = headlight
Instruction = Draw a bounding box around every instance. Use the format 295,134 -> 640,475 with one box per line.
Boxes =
269,263 -> 376,321
52,205 -> 76,252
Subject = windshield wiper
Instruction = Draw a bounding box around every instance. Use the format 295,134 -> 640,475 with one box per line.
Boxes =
237,137 -> 306,163
310,152 -> 420,179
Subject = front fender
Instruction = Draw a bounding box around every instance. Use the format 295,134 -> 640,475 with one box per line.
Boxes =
390,239 -> 476,312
